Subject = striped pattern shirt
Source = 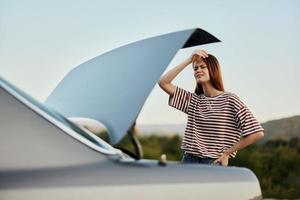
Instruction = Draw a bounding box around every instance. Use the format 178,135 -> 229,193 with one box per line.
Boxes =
168,86 -> 264,158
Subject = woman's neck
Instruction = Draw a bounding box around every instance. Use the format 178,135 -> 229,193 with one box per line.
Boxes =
201,82 -> 222,97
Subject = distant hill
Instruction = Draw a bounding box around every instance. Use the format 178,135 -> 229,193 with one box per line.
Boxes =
138,115 -> 300,142
137,124 -> 185,136
260,115 -> 300,142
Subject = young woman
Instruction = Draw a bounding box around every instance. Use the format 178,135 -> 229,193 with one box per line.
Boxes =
158,49 -> 264,166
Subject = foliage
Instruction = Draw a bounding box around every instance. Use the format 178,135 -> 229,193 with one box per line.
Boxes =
231,138 -> 300,198
117,133 -> 183,161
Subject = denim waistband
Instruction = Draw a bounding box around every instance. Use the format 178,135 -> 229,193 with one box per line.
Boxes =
182,152 -> 221,165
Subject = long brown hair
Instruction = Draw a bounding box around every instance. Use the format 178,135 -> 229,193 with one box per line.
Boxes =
193,54 -> 225,95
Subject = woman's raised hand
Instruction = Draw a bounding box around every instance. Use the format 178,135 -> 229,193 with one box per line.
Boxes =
190,49 -> 209,62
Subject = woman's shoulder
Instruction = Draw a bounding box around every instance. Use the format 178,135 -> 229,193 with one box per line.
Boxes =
224,91 -> 245,107
224,91 -> 239,99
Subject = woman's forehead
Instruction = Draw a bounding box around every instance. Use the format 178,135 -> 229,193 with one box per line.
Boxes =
194,59 -> 206,66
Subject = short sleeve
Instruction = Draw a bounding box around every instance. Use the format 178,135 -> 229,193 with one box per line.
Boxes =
231,94 -> 264,137
168,86 -> 192,114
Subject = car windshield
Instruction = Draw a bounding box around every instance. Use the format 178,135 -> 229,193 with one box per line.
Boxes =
1,77 -> 115,152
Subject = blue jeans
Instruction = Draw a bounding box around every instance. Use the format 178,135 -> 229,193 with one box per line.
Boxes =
182,152 -> 221,166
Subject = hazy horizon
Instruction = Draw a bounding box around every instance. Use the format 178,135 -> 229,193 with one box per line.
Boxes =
137,114 -> 300,126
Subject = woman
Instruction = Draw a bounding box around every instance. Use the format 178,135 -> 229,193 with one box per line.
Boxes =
158,49 -> 264,166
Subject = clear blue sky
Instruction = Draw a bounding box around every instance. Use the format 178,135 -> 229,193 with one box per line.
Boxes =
1,0 -> 299,125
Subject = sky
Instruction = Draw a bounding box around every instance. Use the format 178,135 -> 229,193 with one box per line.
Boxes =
1,0 -> 299,125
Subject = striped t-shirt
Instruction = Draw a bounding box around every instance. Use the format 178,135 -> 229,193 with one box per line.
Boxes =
168,86 -> 264,158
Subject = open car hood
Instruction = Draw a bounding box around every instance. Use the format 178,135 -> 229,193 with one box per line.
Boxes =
45,28 -> 220,144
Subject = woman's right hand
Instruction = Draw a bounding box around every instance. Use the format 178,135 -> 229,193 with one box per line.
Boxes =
190,49 -> 209,62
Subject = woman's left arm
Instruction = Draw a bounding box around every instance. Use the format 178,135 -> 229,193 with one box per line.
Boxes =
213,131 -> 264,166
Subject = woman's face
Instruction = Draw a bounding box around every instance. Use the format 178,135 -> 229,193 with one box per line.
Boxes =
193,59 -> 210,84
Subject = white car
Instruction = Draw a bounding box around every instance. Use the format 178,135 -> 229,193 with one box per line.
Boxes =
0,28 -> 262,200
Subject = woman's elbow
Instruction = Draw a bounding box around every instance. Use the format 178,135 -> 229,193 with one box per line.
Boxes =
158,79 -> 163,87
256,131 -> 264,140
158,79 -> 167,89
